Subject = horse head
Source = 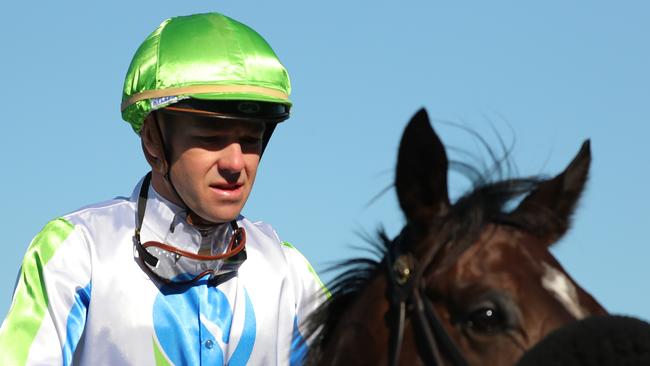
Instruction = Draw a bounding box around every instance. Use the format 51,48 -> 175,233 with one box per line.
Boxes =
306,109 -> 606,366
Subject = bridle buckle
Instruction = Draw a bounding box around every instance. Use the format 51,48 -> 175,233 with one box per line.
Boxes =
393,255 -> 412,286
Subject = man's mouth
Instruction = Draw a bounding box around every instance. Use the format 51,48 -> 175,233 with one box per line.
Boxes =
210,182 -> 244,196
212,183 -> 242,190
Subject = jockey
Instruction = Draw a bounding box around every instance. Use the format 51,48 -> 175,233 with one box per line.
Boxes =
0,12 -> 325,365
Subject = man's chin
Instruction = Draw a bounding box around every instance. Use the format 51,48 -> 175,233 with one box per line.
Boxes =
188,209 -> 240,226
202,207 -> 243,224
191,196 -> 247,224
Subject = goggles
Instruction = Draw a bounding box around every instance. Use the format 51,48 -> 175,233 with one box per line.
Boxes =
161,99 -> 290,124
134,173 -> 247,284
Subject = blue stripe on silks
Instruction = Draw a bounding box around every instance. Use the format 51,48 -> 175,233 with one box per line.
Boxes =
153,281 -> 257,366
289,314 -> 307,366
62,282 -> 91,366
227,289 -> 256,366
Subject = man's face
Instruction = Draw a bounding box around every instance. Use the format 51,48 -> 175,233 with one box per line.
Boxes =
157,111 -> 265,223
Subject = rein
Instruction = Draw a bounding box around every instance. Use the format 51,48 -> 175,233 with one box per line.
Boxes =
385,230 -> 470,366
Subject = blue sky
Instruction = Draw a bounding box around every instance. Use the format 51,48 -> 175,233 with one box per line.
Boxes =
1,1 -> 648,321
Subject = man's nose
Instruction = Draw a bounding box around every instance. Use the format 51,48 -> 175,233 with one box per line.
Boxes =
218,142 -> 245,174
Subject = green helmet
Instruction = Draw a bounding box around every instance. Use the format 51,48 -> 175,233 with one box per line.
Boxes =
121,12 -> 292,134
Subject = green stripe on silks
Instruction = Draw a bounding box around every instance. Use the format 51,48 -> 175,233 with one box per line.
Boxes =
0,218 -> 74,365
281,242 -> 331,299
153,336 -> 173,366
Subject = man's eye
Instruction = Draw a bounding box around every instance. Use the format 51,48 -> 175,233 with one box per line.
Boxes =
195,135 -> 226,144
241,136 -> 262,145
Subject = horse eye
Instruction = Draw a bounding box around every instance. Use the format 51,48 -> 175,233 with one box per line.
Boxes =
465,305 -> 506,333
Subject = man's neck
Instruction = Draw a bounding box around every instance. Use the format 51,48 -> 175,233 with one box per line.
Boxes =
150,171 -> 224,227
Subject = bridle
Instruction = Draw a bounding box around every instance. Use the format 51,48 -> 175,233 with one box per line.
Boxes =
384,228 -> 470,366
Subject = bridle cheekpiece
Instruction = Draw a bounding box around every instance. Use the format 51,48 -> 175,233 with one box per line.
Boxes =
384,229 -> 470,366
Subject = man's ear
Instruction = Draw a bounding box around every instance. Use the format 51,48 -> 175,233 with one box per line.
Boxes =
140,114 -> 168,174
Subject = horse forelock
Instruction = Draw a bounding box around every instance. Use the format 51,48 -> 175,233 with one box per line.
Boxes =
417,175 -> 547,269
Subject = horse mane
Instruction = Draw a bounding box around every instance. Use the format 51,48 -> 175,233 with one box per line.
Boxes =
304,134 -> 551,364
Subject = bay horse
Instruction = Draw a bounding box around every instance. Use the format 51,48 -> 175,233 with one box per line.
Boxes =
305,109 -> 606,365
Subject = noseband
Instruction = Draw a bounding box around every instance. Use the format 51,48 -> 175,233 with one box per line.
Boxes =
385,231 -> 469,366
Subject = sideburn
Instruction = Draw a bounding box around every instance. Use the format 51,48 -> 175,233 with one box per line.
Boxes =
152,111 -> 178,166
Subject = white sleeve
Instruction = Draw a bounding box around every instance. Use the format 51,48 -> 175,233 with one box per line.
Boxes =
281,241 -> 328,363
0,218 -> 92,366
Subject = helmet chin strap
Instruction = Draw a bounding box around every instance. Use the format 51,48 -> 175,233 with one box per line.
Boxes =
151,112 -> 230,228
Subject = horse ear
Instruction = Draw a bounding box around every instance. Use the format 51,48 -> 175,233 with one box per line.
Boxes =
395,108 -> 451,229
510,140 -> 591,245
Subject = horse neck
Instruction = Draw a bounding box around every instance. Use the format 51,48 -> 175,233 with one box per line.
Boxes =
315,274 -> 392,365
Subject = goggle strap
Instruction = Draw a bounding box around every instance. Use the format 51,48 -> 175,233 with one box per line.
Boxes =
135,236 -> 159,267
137,173 -> 151,231
135,172 -> 159,267
224,248 -> 247,264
